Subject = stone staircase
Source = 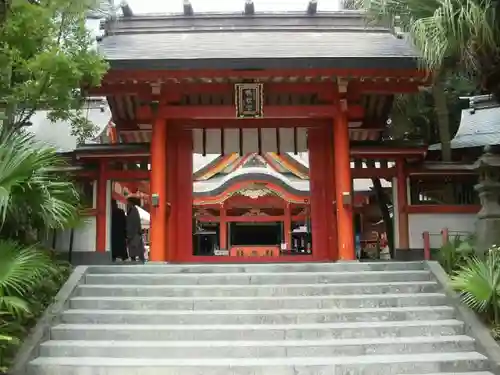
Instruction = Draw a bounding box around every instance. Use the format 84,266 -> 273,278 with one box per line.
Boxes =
27,262 -> 494,375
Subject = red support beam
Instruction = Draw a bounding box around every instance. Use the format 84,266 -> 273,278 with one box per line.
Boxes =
213,195 -> 291,208
441,227 -> 449,246
351,168 -> 395,179
334,108 -> 355,261
136,104 -> 364,121
220,204 -> 227,249
104,170 -> 150,180
197,214 -> 308,223
423,231 -> 431,260
88,80 -> 423,98
117,118 -> 331,130
149,117 -> 168,262
101,68 -> 428,84
176,118 -> 331,129
284,203 -> 292,250
88,82 -> 338,99
76,153 -> 150,160
73,146 -> 428,162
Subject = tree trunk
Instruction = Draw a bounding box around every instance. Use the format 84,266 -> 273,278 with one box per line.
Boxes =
0,0 -> 9,26
371,177 -> 395,257
432,79 -> 452,161
366,160 -> 395,257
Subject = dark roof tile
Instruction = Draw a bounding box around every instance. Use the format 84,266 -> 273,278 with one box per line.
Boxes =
99,12 -> 418,70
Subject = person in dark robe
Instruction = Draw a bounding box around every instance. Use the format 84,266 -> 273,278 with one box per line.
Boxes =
126,197 -> 146,262
111,200 -> 128,262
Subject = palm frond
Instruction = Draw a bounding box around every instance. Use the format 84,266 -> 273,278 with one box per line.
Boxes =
0,128 -> 80,233
0,240 -> 57,316
361,0 -> 498,75
450,251 -> 500,322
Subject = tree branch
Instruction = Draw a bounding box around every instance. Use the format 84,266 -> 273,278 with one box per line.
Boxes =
12,3 -> 70,131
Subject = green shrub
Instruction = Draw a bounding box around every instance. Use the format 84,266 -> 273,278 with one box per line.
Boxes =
437,234 -> 475,274
450,245 -> 500,325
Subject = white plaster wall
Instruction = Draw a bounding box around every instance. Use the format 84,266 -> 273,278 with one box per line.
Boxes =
50,216 -> 97,252
408,213 -> 477,249
41,179 -> 101,253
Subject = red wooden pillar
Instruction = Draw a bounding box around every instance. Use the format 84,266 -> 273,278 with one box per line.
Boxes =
334,107 -> 355,260
175,128 -> 193,261
96,161 -> 107,252
220,204 -> 227,249
325,125 -> 338,260
166,127 -> 177,260
308,128 -> 329,260
284,203 -> 292,249
149,117 -> 167,262
396,160 -> 410,249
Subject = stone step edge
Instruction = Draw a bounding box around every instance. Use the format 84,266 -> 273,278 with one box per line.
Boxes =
86,270 -> 431,277
88,262 -> 424,268
400,373 -> 493,375
51,319 -> 464,330
70,292 -> 446,302
40,335 -> 475,348
29,351 -> 487,366
62,306 -> 455,316
77,281 -> 438,289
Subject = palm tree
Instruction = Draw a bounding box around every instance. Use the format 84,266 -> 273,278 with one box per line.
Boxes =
450,246 -> 500,324
0,129 -> 80,241
0,126 -> 79,369
360,0 -> 499,160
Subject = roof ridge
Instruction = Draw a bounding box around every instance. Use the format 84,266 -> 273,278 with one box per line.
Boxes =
109,10 -> 367,20
109,26 -> 392,36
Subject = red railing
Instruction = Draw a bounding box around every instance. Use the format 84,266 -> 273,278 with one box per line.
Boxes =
422,227 -> 450,260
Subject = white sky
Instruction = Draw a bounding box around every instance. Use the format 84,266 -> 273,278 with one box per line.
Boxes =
114,0 -> 341,15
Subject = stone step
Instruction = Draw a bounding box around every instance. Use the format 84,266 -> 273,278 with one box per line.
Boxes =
75,281 -> 439,297
86,262 -> 426,275
50,320 -> 464,341
85,270 -> 433,285
69,293 -> 447,310
39,335 -> 476,358
27,352 -> 489,375
60,306 -> 456,325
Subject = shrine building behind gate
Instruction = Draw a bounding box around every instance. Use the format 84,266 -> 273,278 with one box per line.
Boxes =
36,6 -> 484,263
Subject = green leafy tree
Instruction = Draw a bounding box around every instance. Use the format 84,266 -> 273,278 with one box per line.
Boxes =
0,0 -> 108,141
360,0 -> 498,160
389,72 -> 478,146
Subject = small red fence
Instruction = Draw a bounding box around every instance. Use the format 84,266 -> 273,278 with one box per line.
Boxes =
422,227 -> 471,260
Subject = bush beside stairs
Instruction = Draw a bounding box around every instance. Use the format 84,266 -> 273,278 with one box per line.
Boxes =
24,262 -> 495,375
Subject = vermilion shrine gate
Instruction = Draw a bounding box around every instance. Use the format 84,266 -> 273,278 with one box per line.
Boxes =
61,8 -> 480,263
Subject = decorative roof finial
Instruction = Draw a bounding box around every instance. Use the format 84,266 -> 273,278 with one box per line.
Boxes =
307,0 -> 318,15
183,0 -> 194,16
120,0 -> 133,17
244,0 -> 255,15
